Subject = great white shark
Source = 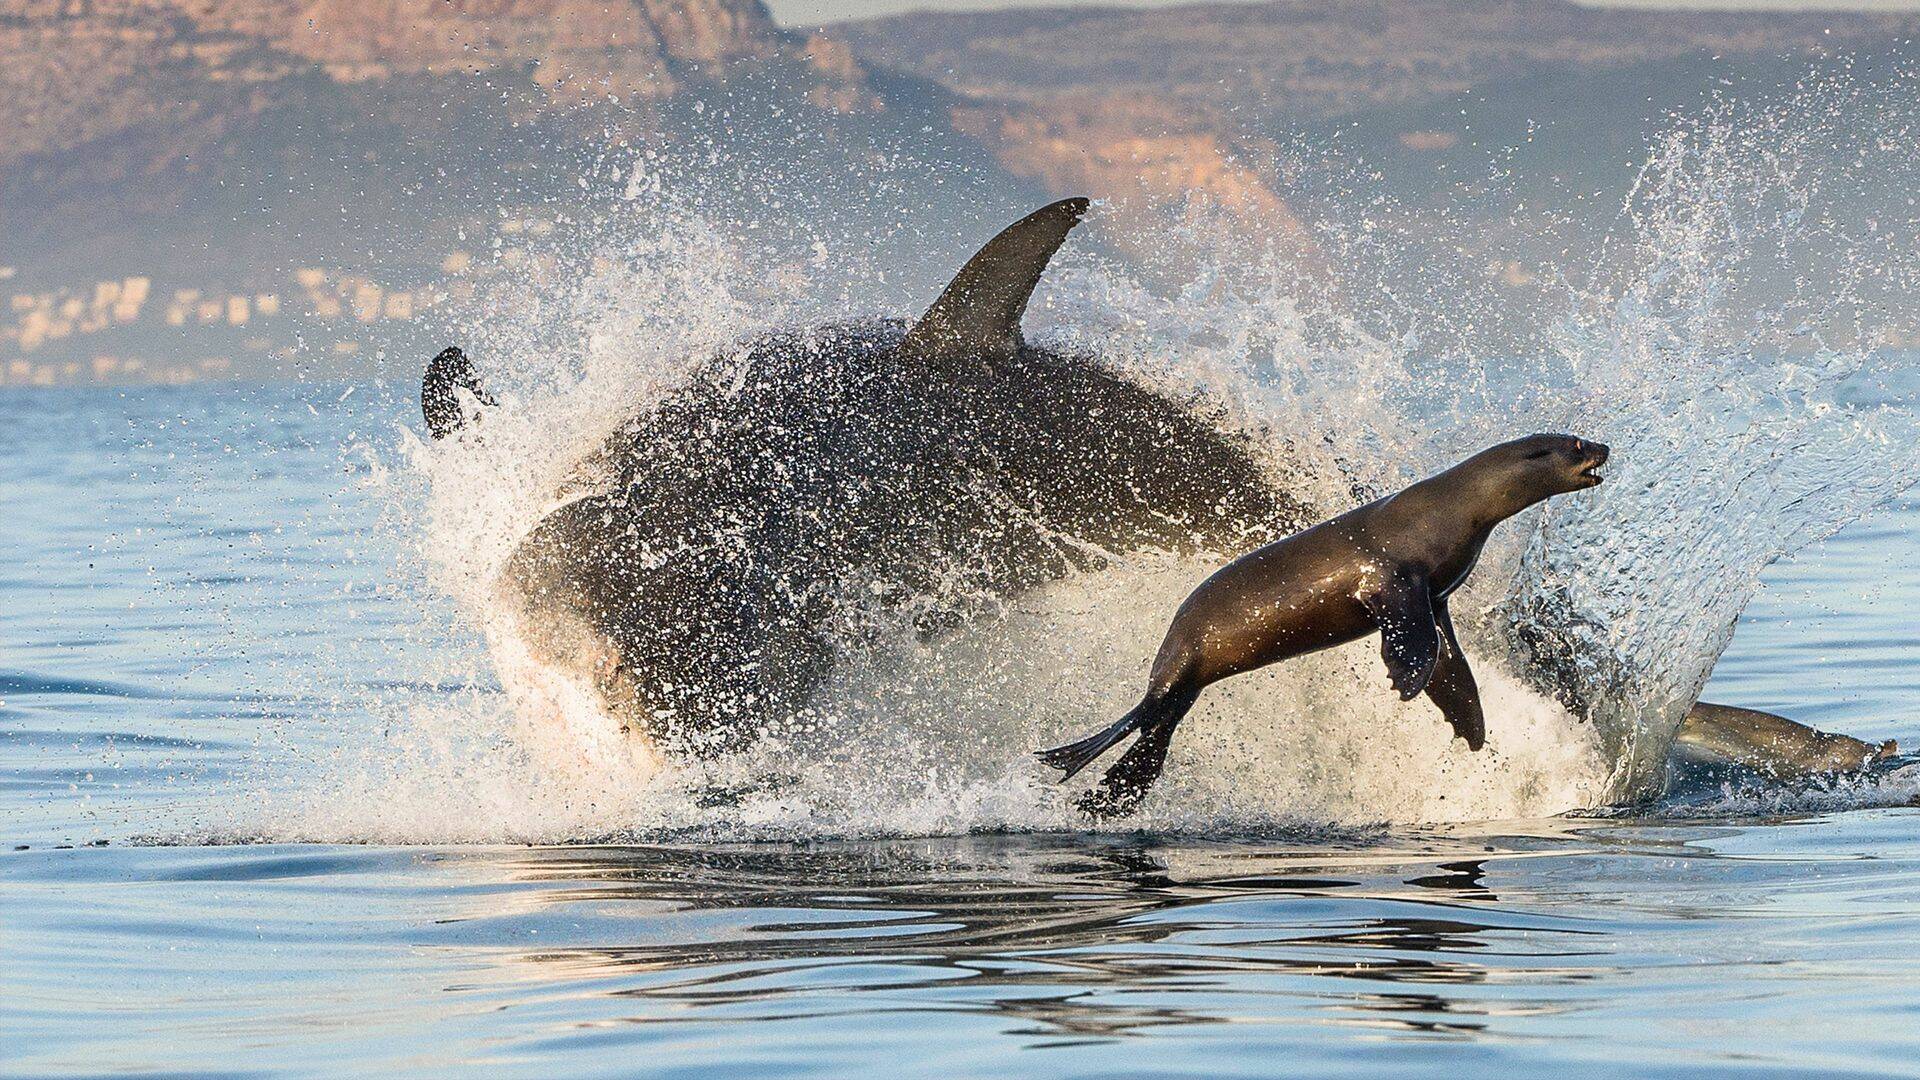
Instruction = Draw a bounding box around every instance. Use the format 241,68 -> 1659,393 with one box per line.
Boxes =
424,198 -> 1307,757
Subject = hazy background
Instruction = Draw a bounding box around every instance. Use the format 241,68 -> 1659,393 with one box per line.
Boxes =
5,0 -> 1919,387
770,0 -> 1920,23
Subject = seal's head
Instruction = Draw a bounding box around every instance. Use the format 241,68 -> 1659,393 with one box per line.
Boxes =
1511,432 -> 1608,492
1468,433 -> 1610,513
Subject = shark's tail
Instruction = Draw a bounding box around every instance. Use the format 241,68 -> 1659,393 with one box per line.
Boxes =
422,346 -> 497,439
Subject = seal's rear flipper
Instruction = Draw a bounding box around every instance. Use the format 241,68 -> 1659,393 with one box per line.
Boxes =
1036,706 -> 1147,781
1075,722 -> 1177,820
422,346 -> 496,439
1075,718 -> 1175,818
1039,686 -> 1200,818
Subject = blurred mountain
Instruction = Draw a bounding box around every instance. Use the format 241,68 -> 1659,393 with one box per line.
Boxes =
0,0 -> 1033,383
832,1 -> 1918,210
832,1 -> 1916,124
5,0 -> 1919,385
829,0 -> 1920,348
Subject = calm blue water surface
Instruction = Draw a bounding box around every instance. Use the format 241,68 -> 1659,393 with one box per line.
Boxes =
4,384 -> 1919,1078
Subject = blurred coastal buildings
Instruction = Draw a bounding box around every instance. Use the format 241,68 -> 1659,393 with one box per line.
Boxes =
1,265 -> 445,386
0,240 -> 554,385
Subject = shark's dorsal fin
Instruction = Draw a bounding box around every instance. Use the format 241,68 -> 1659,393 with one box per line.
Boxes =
900,197 -> 1089,362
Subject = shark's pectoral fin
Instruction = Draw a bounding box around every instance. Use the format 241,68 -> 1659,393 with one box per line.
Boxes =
900,197 -> 1090,363
1677,702 -> 1899,779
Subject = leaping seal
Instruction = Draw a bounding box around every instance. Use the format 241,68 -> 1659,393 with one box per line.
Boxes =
1037,433 -> 1610,818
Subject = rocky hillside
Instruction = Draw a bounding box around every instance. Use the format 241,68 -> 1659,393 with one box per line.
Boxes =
833,0 -> 1916,126
7,0 -> 1919,385
2,0 -> 779,171
0,0 -> 898,272
0,0 -> 1040,383
828,0 -> 1920,351
833,1 -> 1920,255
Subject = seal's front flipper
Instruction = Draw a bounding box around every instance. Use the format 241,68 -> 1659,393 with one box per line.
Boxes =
1426,601 -> 1486,750
422,346 -> 497,439
1360,568 -> 1439,700
900,197 -> 1090,363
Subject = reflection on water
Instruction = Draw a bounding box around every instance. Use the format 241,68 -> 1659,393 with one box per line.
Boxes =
11,823 -> 1920,1077
502,841 -> 1545,1043
499,841 -> 1543,1029
403,836 -> 1624,1047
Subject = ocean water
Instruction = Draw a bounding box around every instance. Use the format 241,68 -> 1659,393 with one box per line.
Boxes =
4,382 -> 1919,1079
11,76 -> 1920,1076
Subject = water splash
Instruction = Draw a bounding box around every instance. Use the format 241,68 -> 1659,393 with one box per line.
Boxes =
1492,77 -> 1920,801
257,72 -> 1920,843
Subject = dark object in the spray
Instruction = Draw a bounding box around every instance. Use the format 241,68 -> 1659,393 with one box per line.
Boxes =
422,346 -> 496,439
1672,701 -> 1898,781
422,198 -> 1309,759
1038,434 -> 1611,819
